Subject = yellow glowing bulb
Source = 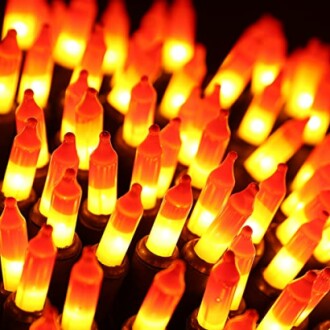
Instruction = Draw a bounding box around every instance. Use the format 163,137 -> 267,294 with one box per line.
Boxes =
313,226 -> 330,263
296,92 -> 313,110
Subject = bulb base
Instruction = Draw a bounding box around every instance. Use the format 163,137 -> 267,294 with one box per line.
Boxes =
1,292 -> 49,330
186,308 -> 206,330
178,224 -> 199,250
76,198 -> 110,246
121,315 -> 136,330
27,198 -> 47,239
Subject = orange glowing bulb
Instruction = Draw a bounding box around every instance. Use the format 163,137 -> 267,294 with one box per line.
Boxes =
205,49 -> 255,109
263,213 -> 327,290
281,163 -> 330,217
2,0 -> 47,49
291,133 -> 330,191
87,131 -> 118,216
1,118 -> 41,201
197,251 -> 240,330
75,88 -> 104,170
187,151 -> 237,237
188,109 -> 231,189
101,0 -> 130,75
46,168 -> 82,249
60,70 -> 89,140
39,132 -> 79,218
15,89 -> 49,168
132,260 -> 186,330
194,182 -> 259,264
230,226 -> 256,311
245,163 -> 287,244
256,271 -> 317,330
96,183 -> 143,267
224,309 -> 259,330
161,0 -> 196,72
177,87 -> 203,165
71,24 -> 106,91
276,189 -> 330,245
244,118 -> 309,182
53,0 -> 97,68
0,197 -> 28,292
15,224 -> 57,313
157,118 -> 182,198
146,174 -> 193,257
294,267 -> 330,327
17,24 -> 54,108
30,305 -> 61,330
285,39 -> 328,119
130,124 -> 162,210
61,247 -> 103,330
122,76 -> 157,148
0,29 -> 22,114
237,73 -> 284,146
159,43 -> 207,119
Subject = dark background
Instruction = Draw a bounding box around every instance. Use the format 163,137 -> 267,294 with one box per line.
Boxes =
1,0 -> 329,77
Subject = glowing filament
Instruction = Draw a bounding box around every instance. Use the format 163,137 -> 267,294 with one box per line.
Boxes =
61,247 -> 103,330
194,183 -> 258,264
157,118 -> 182,198
46,168 -> 82,249
0,198 -> 28,292
146,175 -> 193,257
187,151 -> 237,237
130,124 -> 162,210
244,118 -> 308,182
122,76 -> 157,147
245,164 -> 287,244
15,225 -> 57,312
96,184 -> 143,267
263,214 -> 327,290
39,132 -> 79,218
75,88 -> 104,170
197,251 -> 240,330
132,260 -> 185,330
2,118 -> 41,201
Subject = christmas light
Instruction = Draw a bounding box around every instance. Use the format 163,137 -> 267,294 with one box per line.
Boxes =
60,70 -> 88,140
87,131 -> 118,216
96,183 -> 143,267
245,163 -> 287,244
1,118 -> 41,201
224,309 -> 259,330
130,124 -> 162,210
157,118 -> 182,198
263,213 -> 327,290
15,224 -> 57,312
187,151 -> 237,237
39,132 -> 79,218
46,168 -> 82,249
0,197 -> 29,292
196,251 -> 240,330
132,260 -> 186,330
230,226 -> 256,311
122,76 -> 157,148
146,174 -> 193,257
194,182 -> 258,264
244,118 -> 308,182
61,247 -> 103,330
17,24 -> 54,108
0,29 -> 22,114
15,89 -> 49,168
187,109 -> 231,189
75,88 -> 104,170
